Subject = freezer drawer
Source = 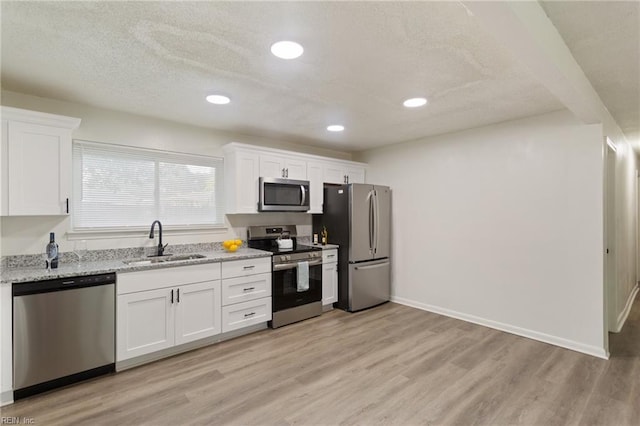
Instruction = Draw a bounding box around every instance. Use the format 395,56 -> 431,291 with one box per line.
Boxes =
348,259 -> 390,312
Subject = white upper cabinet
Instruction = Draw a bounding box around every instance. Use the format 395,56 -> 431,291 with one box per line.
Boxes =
323,163 -> 366,185
260,153 -> 307,180
224,146 -> 260,214
223,143 -> 366,214
344,166 -> 366,184
307,161 -> 324,214
1,107 -> 81,216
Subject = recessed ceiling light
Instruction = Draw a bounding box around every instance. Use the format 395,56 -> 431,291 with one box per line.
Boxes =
403,97 -> 428,108
271,41 -> 304,59
327,125 -> 345,132
206,94 -> 231,105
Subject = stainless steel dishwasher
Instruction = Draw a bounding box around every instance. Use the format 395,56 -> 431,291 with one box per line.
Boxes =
13,273 -> 116,399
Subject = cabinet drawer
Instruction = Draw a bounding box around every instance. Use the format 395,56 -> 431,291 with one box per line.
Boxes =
222,273 -> 272,306
322,249 -> 338,263
118,262 -> 221,295
221,257 -> 271,279
222,297 -> 272,333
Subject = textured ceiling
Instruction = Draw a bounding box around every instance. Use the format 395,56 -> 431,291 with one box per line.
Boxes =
2,1 -> 566,152
541,0 -> 640,144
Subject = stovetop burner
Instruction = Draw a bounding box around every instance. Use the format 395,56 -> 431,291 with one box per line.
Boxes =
248,242 -> 322,255
246,225 -> 322,256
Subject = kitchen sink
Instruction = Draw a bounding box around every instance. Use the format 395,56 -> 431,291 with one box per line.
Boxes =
123,253 -> 206,266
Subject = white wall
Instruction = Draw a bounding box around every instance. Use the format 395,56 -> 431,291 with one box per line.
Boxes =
0,91 -> 345,255
357,110 -> 607,357
605,129 -> 639,332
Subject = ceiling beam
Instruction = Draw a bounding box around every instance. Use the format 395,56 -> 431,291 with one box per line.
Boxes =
463,1 -> 605,125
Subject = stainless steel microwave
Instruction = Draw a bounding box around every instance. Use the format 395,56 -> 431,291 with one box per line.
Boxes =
258,177 -> 310,212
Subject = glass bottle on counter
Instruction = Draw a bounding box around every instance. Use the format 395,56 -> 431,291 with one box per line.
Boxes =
45,232 -> 59,271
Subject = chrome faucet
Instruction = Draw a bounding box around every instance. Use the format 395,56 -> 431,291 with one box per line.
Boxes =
149,220 -> 168,256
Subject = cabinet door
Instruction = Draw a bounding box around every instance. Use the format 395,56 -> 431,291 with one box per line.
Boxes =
346,167 -> 366,184
7,121 -> 71,215
260,154 -> 286,178
322,262 -> 338,306
284,158 -> 307,180
323,163 -> 346,184
227,150 -> 259,213
175,281 -> 221,345
307,161 -> 324,213
117,288 -> 174,361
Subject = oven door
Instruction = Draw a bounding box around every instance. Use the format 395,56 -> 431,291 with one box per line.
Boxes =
272,259 -> 322,311
259,177 -> 310,212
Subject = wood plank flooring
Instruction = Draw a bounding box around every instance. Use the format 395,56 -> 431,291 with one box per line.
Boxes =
1,299 -> 639,425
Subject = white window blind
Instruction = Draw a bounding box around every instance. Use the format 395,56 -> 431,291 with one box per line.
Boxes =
72,140 -> 224,230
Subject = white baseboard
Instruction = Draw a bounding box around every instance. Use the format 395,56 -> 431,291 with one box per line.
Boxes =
613,284 -> 639,333
391,296 -> 609,359
0,390 -> 13,406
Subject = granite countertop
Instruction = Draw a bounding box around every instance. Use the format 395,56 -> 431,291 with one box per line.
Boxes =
1,248 -> 272,284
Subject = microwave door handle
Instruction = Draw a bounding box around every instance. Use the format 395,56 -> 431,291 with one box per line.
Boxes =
300,185 -> 306,206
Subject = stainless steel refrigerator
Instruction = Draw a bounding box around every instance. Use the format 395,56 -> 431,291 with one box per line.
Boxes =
313,183 -> 391,312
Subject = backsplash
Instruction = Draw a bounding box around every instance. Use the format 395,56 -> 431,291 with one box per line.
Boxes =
4,241 -> 228,269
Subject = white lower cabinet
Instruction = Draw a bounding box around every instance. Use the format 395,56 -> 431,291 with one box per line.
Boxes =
221,259 -> 272,332
116,263 -> 222,362
222,298 -> 272,333
175,281 -> 222,345
117,287 -> 175,360
322,249 -> 339,307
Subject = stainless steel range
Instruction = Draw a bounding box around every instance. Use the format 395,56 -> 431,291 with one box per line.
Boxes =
247,225 -> 323,328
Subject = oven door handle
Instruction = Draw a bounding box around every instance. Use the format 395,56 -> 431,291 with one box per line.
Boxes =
273,259 -> 323,271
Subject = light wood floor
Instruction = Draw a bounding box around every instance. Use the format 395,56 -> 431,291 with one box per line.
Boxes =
2,300 -> 639,425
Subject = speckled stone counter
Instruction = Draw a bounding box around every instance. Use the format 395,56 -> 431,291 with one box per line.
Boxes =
1,248 -> 272,284
297,236 -> 339,250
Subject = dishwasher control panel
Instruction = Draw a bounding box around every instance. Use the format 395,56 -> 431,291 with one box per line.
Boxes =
13,273 -> 116,296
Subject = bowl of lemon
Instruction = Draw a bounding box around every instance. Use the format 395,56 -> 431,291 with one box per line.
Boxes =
222,239 -> 243,253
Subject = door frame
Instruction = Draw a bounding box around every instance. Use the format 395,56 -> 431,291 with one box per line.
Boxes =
604,138 -> 617,338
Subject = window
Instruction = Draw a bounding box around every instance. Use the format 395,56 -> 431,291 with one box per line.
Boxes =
72,140 -> 224,230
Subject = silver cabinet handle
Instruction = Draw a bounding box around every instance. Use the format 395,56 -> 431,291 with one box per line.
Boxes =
177,288 -> 180,303
282,168 -> 285,177
170,289 -> 174,304
244,312 -> 256,318
243,265 -> 255,270
327,254 -> 335,258
243,287 -> 255,292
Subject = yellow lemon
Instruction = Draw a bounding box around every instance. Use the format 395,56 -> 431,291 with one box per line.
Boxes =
234,239 -> 242,246
223,240 -> 232,249
229,244 -> 238,252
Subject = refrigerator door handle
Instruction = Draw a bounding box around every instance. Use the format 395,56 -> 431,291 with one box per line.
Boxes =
367,190 -> 374,252
372,189 -> 378,255
354,260 -> 390,271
